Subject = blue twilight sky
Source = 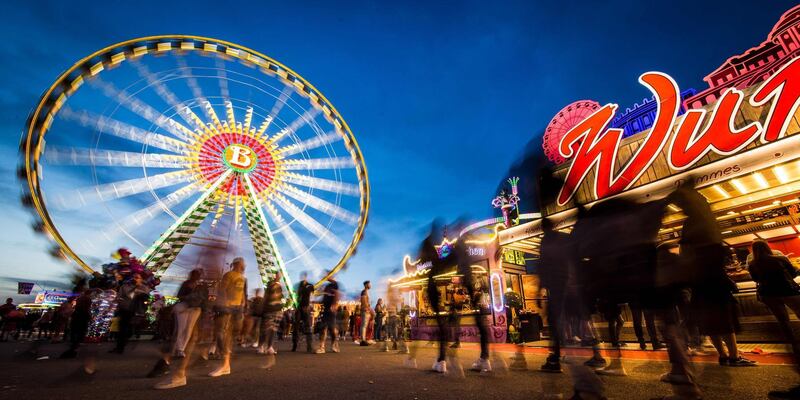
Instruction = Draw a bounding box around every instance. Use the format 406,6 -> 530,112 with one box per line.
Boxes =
0,0 -> 796,300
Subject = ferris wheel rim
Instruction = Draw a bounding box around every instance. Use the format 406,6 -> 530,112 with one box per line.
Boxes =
23,35 -> 370,287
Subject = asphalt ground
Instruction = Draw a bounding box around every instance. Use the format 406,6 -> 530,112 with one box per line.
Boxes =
0,338 -> 798,399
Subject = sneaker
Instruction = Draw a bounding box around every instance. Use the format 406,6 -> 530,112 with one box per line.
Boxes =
639,341 -> 647,350
727,356 -> 757,367
360,340 -> 370,346
266,347 -> 277,355
208,366 -> 230,377
332,343 -> 340,353
353,340 -> 360,344
256,347 -> 266,355
659,372 -> 693,385
315,348 -> 326,354
718,356 -> 729,366
471,357 -> 492,372
251,342 -> 259,348
769,385 -> 800,399
652,342 -> 666,351
432,360 -> 447,373
584,356 -> 607,369
540,360 -> 563,373
154,376 -> 186,389
367,340 -> 376,344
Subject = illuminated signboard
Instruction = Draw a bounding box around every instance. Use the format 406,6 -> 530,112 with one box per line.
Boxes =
34,291 -> 75,305
555,58 -> 800,206
467,246 -> 486,257
502,248 -> 526,266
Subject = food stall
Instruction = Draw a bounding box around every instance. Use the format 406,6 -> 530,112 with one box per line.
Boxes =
388,234 -> 509,343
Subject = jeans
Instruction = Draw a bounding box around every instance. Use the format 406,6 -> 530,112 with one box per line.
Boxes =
173,303 -> 201,353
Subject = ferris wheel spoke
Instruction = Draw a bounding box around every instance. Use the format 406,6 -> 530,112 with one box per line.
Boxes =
44,146 -> 189,169
101,182 -> 200,243
175,57 -> 217,124
277,184 -> 358,225
268,107 -> 322,146
272,192 -> 347,253
131,60 -> 203,130
54,170 -> 193,210
263,201 -> 323,274
280,156 -> 355,171
281,172 -> 359,196
90,79 -> 198,143
275,130 -> 342,158
269,86 -> 294,123
215,58 -> 231,99
59,107 -> 188,154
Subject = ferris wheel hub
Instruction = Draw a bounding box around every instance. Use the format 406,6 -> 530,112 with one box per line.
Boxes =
223,143 -> 259,173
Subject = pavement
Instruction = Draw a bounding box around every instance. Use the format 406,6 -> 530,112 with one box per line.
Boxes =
0,338 -> 798,399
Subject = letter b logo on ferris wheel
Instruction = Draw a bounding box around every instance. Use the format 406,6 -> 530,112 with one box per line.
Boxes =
223,144 -> 258,173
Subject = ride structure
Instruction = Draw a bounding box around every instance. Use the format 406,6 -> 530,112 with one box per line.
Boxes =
20,36 -> 370,299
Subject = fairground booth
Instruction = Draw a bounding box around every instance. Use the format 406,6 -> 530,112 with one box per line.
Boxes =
499,5 -> 800,343
387,177 -> 543,343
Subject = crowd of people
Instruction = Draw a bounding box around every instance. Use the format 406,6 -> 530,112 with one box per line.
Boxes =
3,178 -> 800,398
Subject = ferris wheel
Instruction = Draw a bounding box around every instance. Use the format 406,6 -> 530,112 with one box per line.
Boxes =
20,36 -> 370,297
542,100 -> 600,165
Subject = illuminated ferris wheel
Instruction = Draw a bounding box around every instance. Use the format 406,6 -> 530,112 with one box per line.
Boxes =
20,36 -> 370,295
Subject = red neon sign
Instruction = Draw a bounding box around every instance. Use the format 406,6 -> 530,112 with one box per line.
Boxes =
557,57 -> 800,206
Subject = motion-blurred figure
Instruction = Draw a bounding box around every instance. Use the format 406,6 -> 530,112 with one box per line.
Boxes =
293,272 -> 315,353
209,257 -> 247,377
748,240 -> 800,398
317,272 -> 341,354
667,181 -> 755,368
359,281 -> 373,346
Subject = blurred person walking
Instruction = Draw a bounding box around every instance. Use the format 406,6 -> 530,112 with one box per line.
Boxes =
260,272 -> 284,357
173,269 -> 206,358
209,257 -> 248,377
316,273 -> 341,353
667,181 -> 755,368
292,272 -> 315,352
247,288 -> 265,347
111,272 -> 150,354
747,240 -> 800,399
359,281 -> 373,346
374,298 -> 386,342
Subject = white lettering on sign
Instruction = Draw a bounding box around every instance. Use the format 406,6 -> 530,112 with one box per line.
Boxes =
467,247 -> 486,257
227,145 -> 253,169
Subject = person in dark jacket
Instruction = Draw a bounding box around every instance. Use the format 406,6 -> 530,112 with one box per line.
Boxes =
666,180 -> 755,367
749,241 -> 800,361
259,272 -> 284,356
293,272 -> 315,352
111,273 -> 150,354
